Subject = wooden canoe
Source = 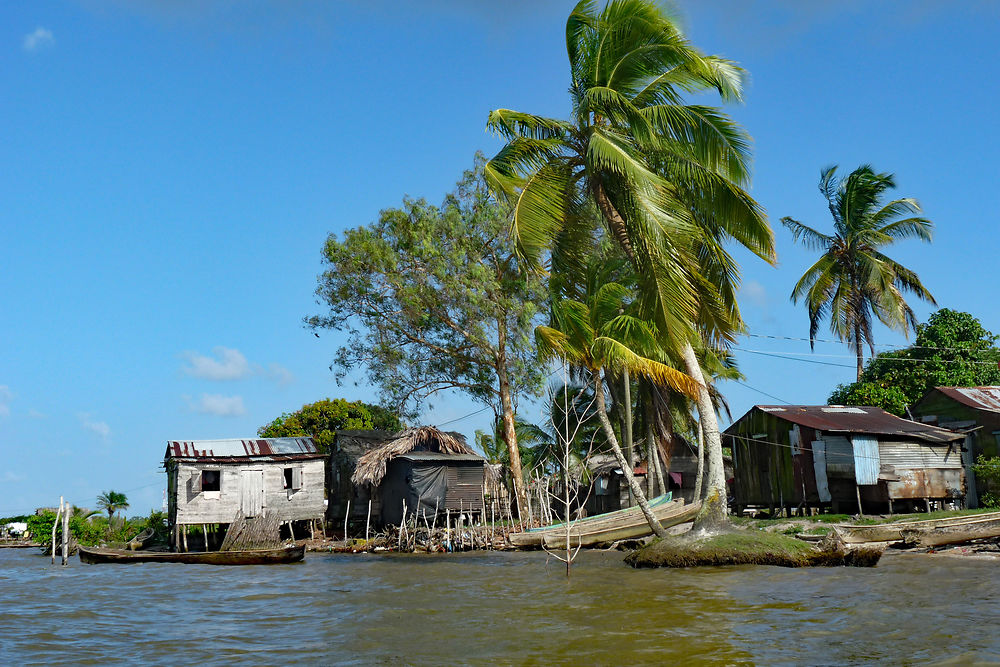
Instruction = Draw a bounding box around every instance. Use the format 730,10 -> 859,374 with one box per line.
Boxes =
900,515 -> 1000,548
833,511 -> 1000,544
541,501 -> 702,550
509,493 -> 696,549
78,544 -> 305,565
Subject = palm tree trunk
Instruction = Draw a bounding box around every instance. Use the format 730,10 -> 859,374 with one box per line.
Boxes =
854,323 -> 864,381
622,368 -> 634,468
681,342 -> 727,529
694,419 -> 705,502
594,373 -> 668,539
496,323 -> 529,518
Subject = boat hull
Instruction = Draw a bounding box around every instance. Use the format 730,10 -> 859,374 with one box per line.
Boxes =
833,511 -> 1000,544
510,494 -> 697,549
78,545 -> 305,565
541,502 -> 701,549
900,516 -> 1000,548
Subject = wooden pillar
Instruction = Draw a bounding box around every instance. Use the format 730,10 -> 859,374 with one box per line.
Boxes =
855,484 -> 864,517
888,497 -> 894,516
344,500 -> 351,541
288,521 -> 296,542
182,525 -> 189,552
51,497 -> 63,565
61,504 -> 70,566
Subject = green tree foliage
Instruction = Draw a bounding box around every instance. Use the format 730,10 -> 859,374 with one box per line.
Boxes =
782,164 -> 936,380
828,309 -> 1000,415
486,0 -> 775,527
96,490 -> 129,525
258,398 -> 403,453
307,157 -> 547,514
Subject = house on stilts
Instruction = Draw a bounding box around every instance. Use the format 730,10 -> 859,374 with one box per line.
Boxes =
164,437 -> 327,549
338,426 -> 489,527
725,405 -> 967,515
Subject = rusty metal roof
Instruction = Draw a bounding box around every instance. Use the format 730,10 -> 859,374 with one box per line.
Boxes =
728,406 -> 964,444
933,386 -> 1000,413
164,437 -> 322,460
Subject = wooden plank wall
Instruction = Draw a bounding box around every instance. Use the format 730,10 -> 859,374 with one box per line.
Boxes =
174,459 -> 326,525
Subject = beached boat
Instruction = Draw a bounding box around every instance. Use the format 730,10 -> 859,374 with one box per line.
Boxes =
899,515 -> 1000,548
78,544 -> 305,565
510,493 -> 699,549
833,511 -> 1000,545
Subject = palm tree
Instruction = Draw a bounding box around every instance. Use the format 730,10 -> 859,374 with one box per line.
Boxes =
96,490 -> 129,527
487,0 -> 774,527
782,165 -> 936,380
536,280 -> 700,538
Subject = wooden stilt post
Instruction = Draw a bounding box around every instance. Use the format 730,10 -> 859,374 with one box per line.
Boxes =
888,497 -> 894,516
344,500 -> 351,541
61,504 -> 70,566
365,499 -> 372,544
856,485 -> 864,517
310,518 -> 316,541
288,521 -> 296,542
182,525 -> 189,552
51,497 -> 63,565
446,508 -> 451,551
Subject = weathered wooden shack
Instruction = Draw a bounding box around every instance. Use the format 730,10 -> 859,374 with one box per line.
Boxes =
164,437 -> 327,548
912,386 -> 1000,507
725,406 -> 966,515
326,429 -> 396,525
350,426 -> 487,526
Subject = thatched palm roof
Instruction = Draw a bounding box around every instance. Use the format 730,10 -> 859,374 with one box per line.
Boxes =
351,426 -> 481,487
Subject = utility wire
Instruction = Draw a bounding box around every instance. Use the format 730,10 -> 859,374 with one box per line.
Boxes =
734,347 -> 1000,368
745,332 -> 1000,355
731,380 -> 792,405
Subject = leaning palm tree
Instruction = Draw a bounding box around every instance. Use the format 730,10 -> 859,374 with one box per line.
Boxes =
782,165 -> 936,380
96,490 -> 129,527
487,0 -> 774,527
536,280 -> 700,538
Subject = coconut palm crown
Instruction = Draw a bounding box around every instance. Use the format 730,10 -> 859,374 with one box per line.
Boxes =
782,164 -> 936,380
485,0 -> 774,349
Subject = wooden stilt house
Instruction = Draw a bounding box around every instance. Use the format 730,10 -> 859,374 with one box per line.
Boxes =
349,426 -> 487,526
164,437 -> 327,549
725,406 -> 967,515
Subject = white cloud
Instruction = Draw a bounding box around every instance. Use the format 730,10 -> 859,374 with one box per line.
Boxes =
0,386 -> 12,417
78,413 -> 111,441
2,471 -> 24,483
180,346 -> 252,381
23,27 -> 54,52
267,363 -> 295,386
194,394 -> 246,417
27,409 -> 47,419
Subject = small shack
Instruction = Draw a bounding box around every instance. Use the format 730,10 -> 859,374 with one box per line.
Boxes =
164,437 -> 327,548
725,405 -> 966,515
350,426 -> 486,526
911,386 -> 1000,506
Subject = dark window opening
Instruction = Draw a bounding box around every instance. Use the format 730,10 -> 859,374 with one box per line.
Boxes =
202,470 -> 221,492
284,467 -> 302,491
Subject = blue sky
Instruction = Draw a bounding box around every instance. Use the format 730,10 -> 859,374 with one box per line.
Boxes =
2,1 -> 998,517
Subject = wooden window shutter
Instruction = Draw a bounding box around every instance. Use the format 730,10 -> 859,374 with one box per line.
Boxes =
188,471 -> 202,494
291,467 -> 303,490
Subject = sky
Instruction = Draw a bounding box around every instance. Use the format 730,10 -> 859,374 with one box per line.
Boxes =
2,1 -> 998,517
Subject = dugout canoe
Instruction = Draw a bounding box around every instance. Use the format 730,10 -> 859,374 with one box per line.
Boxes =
78,544 -> 305,565
900,515 -> 1000,548
510,493 -> 698,549
833,511 -> 1000,545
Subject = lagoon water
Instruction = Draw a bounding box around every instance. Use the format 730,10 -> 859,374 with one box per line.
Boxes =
1,548 -> 998,665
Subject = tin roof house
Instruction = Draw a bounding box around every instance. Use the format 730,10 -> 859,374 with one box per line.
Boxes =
911,387 -> 1000,507
725,406 -> 966,515
164,437 -> 327,549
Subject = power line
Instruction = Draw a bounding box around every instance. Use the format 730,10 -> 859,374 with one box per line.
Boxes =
732,380 -> 791,405
734,347 -> 1000,368
745,332 -> 1000,356
436,405 -> 491,427
736,349 -> 855,368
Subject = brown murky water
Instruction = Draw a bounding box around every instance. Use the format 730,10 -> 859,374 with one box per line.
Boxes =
1,548 -> 998,665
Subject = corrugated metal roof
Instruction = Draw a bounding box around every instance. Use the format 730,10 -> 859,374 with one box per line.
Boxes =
165,437 -> 322,459
728,406 -> 964,444
934,386 -> 1000,413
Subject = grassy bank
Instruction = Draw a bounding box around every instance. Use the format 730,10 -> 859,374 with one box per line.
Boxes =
626,529 -> 883,569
